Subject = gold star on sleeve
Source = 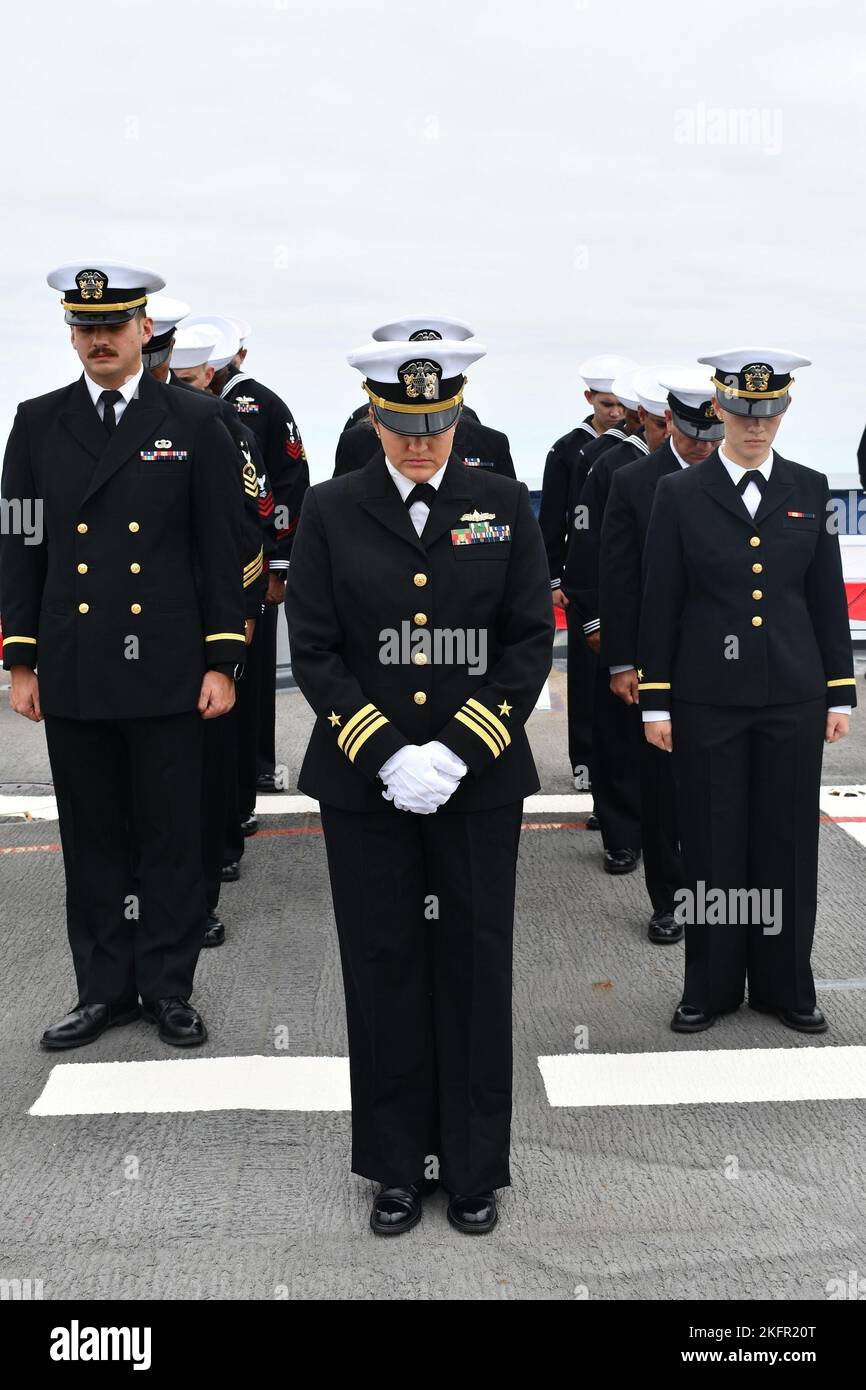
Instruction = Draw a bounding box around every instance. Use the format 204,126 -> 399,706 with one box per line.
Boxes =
327,711 -> 341,727
498,701 -> 512,717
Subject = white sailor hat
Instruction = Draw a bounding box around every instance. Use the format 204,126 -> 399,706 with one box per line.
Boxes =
579,354 -> 640,394
142,294 -> 191,368
47,260 -> 165,325
170,327 -> 218,370
180,314 -> 240,371
657,366 -> 724,440
609,368 -> 641,412
347,337 -> 486,436
371,314 -> 475,343
630,366 -> 677,418
696,347 -> 810,418
225,316 -> 251,346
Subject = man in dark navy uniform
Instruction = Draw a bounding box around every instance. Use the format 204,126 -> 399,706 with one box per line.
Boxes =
164,322 -> 273,946
598,369 -> 721,937
1,262 -> 246,1049
639,349 -> 855,1032
538,354 -> 636,793
287,328 -> 553,1237
209,324 -> 310,808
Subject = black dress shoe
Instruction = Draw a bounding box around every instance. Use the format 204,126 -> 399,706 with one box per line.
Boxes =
241,815 -> 258,837
41,1000 -> 140,1051
141,997 -> 207,1047
671,1003 -> 717,1033
749,1000 -> 828,1033
255,773 -> 278,792
604,848 -> 641,875
447,1191 -> 498,1235
220,861 -> 240,882
370,1183 -> 423,1236
585,812 -> 600,831
203,912 -> 225,948
648,909 -> 684,944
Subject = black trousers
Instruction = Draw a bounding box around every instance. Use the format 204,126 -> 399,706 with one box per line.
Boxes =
565,607 -> 596,782
202,707 -> 237,913
256,601 -> 278,780
318,800 -> 523,1195
672,698 -> 826,1014
591,667 -> 641,851
224,622 -> 263,865
640,733 -> 683,915
45,712 -> 205,1005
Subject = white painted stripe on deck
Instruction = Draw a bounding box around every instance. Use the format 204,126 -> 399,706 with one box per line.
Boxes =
538,1047 -> 866,1108
2,791 -> 595,820
30,1056 -> 351,1116
533,679 -> 551,712
820,785 -> 866,848
0,794 -> 59,820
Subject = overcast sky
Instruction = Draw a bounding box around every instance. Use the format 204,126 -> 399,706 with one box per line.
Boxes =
2,0 -> 864,484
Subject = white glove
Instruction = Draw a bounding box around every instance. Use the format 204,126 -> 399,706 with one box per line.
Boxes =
378,743 -> 467,814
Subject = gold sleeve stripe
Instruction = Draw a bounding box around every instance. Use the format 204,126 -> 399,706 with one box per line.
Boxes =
243,546 -> 264,574
455,709 -> 501,758
2,635 -> 37,645
342,708 -> 387,760
206,632 -> 246,643
242,559 -> 263,589
461,701 -> 505,752
337,703 -> 377,751
346,715 -> 388,763
465,696 -> 511,748
638,682 -> 671,691
827,678 -> 856,687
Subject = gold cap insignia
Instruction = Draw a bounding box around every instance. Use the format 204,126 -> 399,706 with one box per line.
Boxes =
400,359 -> 441,401
703,402 -> 715,418
76,268 -> 106,301
743,363 -> 772,393
460,509 -> 496,522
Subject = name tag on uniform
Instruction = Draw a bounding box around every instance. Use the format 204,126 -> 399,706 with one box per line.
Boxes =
787,510 -> 815,519
140,448 -> 188,461
451,522 -> 511,546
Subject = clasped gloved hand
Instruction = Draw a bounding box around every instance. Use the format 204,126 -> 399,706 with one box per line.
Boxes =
378,741 -> 468,814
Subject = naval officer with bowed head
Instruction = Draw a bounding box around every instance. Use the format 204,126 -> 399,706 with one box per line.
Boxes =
334,315 -> 516,480
638,349 -> 854,1034
287,329 -> 553,1237
1,261 -> 246,1049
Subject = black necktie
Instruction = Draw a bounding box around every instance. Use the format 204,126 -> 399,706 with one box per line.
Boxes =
404,483 -> 437,509
736,470 -> 766,495
99,389 -> 123,434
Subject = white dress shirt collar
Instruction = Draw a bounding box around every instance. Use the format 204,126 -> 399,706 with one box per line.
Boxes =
668,437 -> 693,470
83,365 -> 144,411
385,457 -> 448,500
718,445 -> 774,486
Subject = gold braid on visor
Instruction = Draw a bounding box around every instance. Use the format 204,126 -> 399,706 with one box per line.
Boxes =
363,383 -> 465,415
711,375 -> 794,400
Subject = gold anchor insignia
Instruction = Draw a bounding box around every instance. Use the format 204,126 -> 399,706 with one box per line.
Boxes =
498,701 -> 512,717
327,711 -> 341,727
460,509 -> 496,522
743,363 -> 772,393
76,268 -> 106,301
